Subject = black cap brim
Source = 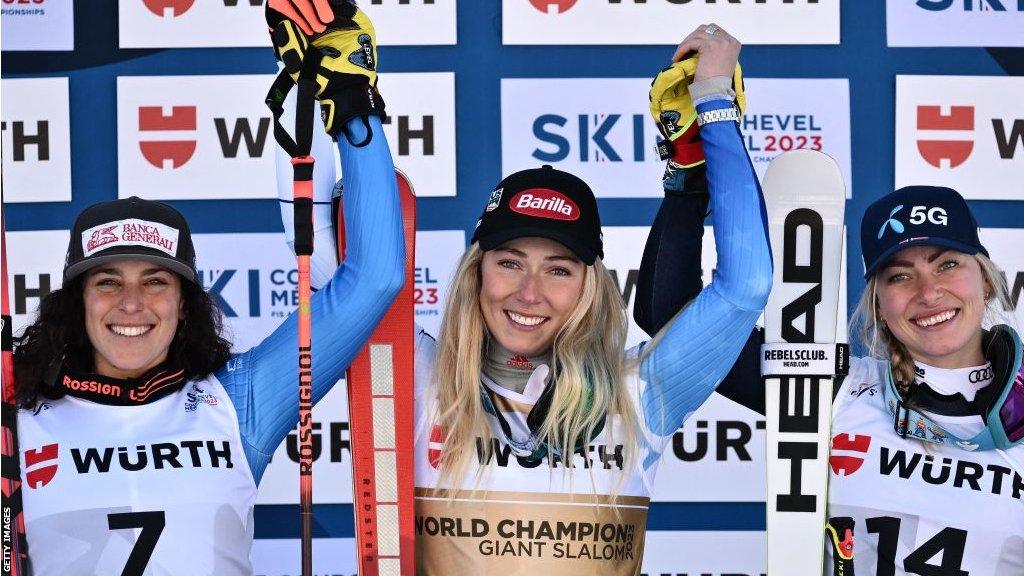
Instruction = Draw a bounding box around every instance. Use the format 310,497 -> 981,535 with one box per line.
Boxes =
64,252 -> 198,283
476,226 -> 599,265
864,237 -> 986,279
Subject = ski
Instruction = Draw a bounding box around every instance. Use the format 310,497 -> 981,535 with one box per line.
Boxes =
761,150 -> 847,576
1,209 -> 27,576
338,169 -> 416,576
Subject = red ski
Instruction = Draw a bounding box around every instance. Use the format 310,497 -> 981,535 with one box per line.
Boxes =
2,209 -> 28,576
338,169 -> 416,576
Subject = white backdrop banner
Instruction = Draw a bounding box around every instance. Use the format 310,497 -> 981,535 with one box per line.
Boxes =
117,75 -> 278,200
2,78 -> 73,203
118,0 -> 457,48
895,75 -> 1024,201
743,78 -> 852,198
502,77 -> 851,199
4,230 -> 69,337
381,73 -> 458,198
413,230 -> 464,336
887,0 -> 1024,47
980,228 -> 1024,330
1,0 -> 74,51
503,0 -> 839,45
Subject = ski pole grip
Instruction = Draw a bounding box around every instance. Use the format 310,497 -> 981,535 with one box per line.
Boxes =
292,155 -> 315,256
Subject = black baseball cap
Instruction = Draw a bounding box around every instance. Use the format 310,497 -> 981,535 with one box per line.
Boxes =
64,196 -> 198,283
861,185 -> 987,279
471,165 -> 603,265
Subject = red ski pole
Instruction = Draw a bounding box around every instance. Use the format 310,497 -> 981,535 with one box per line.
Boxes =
266,42 -> 322,576
292,154 -> 316,576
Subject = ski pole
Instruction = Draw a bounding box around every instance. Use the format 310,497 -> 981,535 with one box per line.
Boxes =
266,42 -> 322,576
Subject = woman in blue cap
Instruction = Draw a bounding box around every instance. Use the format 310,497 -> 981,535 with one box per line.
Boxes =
636,183 -> 1024,574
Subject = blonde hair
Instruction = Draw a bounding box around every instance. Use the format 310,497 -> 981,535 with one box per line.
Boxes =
851,253 -> 1012,395
432,243 -> 639,490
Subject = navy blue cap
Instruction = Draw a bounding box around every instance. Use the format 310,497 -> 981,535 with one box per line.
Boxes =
861,186 -> 987,279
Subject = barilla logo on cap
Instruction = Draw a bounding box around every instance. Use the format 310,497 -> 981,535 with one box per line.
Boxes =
510,188 -> 579,221
82,218 -> 179,258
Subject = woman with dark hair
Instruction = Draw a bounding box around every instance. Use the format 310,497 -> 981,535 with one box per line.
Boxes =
10,6 -> 403,574
636,176 -> 1024,572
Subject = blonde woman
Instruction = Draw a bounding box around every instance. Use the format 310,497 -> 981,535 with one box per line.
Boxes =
409,27 -> 770,574
640,179 -> 1024,573
278,25 -> 767,576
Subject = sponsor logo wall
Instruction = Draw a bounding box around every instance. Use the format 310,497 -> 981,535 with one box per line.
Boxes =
118,0 -> 457,48
2,78 -> 73,203
4,3 -> 1021,575
502,77 -> 851,199
1,0 -> 74,51
895,75 -> 1024,201
503,0 -> 839,45
886,0 -> 1024,47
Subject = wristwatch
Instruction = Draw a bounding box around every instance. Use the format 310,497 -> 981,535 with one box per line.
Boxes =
696,107 -> 741,127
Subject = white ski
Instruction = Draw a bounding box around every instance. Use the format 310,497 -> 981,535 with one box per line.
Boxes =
762,150 -> 847,576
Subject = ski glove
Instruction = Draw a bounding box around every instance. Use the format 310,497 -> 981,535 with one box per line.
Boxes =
268,1 -> 385,139
266,0 -> 337,36
649,55 -> 746,168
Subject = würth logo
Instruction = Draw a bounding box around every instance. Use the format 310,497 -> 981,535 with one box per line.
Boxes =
142,0 -> 196,18
428,425 -> 445,469
510,189 -> 579,221
24,443 -> 59,490
138,105 -> 197,169
529,0 -> 578,13
916,105 -> 974,168
829,433 -> 871,477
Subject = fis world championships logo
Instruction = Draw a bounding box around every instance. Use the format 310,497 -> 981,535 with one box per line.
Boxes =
185,383 -> 219,412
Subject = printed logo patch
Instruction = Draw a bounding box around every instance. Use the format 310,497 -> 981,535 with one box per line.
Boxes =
185,383 -> 219,412
829,433 -> 871,476
24,443 -> 59,489
485,187 -> 503,212
509,188 -> 579,221
82,218 -> 180,258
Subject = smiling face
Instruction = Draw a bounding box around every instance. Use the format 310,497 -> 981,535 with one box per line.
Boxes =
874,246 -> 989,369
83,259 -> 183,379
479,236 -> 587,358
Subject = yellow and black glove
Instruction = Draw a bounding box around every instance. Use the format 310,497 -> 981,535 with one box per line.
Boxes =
267,0 -> 385,139
649,55 -> 745,169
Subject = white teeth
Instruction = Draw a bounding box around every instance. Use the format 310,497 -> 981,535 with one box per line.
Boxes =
915,310 -> 957,327
507,311 -> 545,327
111,325 -> 151,337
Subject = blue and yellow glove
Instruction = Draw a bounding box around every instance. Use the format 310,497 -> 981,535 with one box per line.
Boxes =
649,55 -> 746,169
267,0 -> 385,139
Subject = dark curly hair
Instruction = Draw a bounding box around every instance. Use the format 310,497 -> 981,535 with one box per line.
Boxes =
13,274 -> 233,408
